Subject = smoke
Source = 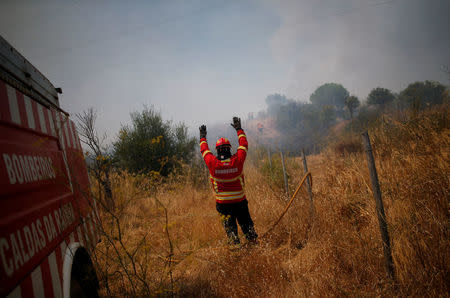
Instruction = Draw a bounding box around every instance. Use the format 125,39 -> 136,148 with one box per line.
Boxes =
265,0 -> 450,100
246,93 -> 328,152
245,0 -> 450,153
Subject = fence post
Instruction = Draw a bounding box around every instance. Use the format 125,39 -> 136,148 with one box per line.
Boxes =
301,149 -> 315,217
362,131 -> 395,281
280,150 -> 289,197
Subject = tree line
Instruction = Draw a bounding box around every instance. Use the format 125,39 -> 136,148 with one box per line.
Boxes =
257,80 -> 448,152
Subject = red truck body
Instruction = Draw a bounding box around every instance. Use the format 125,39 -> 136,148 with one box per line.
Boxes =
0,36 -> 99,297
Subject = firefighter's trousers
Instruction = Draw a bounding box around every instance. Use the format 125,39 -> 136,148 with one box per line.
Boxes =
216,199 -> 258,245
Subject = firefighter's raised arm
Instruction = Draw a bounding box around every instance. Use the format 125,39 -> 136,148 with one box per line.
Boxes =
231,117 -> 248,162
199,124 -> 215,166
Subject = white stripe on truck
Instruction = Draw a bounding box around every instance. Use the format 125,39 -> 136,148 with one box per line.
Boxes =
56,112 -> 65,149
23,96 -> 35,129
31,265 -> 45,298
64,120 -> 71,148
48,251 -> 63,298
60,241 -> 67,267
48,109 -> 56,136
6,84 -> 21,125
83,220 -> 90,248
77,226 -> 84,246
37,104 -> 48,133
5,286 -> 21,298
69,121 -> 77,149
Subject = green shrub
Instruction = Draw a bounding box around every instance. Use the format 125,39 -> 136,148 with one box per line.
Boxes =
113,106 -> 196,176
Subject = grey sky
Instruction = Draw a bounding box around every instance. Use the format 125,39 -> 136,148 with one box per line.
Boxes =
1,0 -> 449,142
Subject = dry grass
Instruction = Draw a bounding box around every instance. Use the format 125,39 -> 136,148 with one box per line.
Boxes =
92,106 -> 449,297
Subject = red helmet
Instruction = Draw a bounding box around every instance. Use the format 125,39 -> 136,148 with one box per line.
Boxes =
216,137 -> 231,149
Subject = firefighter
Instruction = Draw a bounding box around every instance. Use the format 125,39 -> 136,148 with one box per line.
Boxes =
199,117 -> 258,246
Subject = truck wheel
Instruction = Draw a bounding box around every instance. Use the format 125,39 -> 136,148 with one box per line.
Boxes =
70,277 -> 85,298
70,249 -> 99,298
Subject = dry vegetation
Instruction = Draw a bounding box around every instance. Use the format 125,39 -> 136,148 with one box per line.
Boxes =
91,106 -> 449,297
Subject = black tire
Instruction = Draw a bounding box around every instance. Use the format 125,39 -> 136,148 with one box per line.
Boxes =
70,277 -> 85,298
71,249 -> 100,298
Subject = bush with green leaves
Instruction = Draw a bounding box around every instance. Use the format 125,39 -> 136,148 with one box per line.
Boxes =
398,80 -> 447,111
367,87 -> 395,108
113,106 -> 196,176
310,83 -> 349,110
345,95 -> 360,119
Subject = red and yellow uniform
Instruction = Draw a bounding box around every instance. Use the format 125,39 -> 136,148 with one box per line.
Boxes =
200,129 -> 248,204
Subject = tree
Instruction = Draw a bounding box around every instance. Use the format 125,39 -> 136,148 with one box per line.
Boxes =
274,101 -> 302,132
345,95 -> 360,119
319,105 -> 336,128
77,108 -> 114,210
367,87 -> 395,108
265,93 -> 290,116
398,80 -> 447,110
113,106 -> 196,176
310,83 -> 349,109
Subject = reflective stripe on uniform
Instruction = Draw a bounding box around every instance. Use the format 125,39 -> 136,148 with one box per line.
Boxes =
239,176 -> 245,188
210,174 -> 241,183
213,180 -> 219,192
216,191 -> 244,196
216,192 -> 245,201
238,134 -> 246,139
200,141 -> 207,146
202,150 -> 212,158
237,146 -> 247,151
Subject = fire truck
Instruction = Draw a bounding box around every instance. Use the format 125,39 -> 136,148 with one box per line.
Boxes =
0,36 -> 99,297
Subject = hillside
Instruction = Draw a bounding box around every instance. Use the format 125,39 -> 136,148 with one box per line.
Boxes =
92,105 -> 449,297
